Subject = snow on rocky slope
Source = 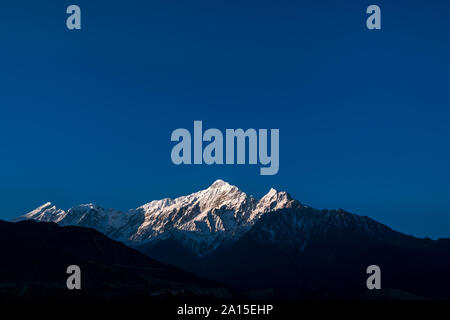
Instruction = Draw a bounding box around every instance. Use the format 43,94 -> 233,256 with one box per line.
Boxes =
13,179 -> 298,255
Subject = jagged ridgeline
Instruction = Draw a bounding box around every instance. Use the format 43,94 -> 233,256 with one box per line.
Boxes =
13,180 -> 450,299
14,180 -> 297,255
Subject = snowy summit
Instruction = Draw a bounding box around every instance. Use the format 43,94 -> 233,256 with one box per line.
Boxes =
14,179 -> 298,255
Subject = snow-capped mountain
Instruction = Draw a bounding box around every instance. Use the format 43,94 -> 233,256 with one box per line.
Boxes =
15,202 -> 135,241
20,202 -> 66,222
9,182 -> 450,300
14,179 -> 297,255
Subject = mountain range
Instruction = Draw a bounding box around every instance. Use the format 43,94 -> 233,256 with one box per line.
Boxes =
14,179 -> 297,255
13,179 -> 450,299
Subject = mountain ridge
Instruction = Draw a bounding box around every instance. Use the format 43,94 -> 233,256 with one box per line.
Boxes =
10,180 -> 450,299
13,179 -> 298,255
14,179 -> 444,257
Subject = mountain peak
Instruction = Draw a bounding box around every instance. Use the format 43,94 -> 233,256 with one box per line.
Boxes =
16,180 -> 297,255
39,201 -> 53,209
261,188 -> 292,202
209,179 -> 233,189
28,201 -> 60,215
249,188 -> 297,220
12,202 -> 65,223
265,187 -> 279,196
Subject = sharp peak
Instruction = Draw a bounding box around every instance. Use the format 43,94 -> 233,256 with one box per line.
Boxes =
206,180 -> 293,201
30,202 -> 61,212
263,187 -> 291,198
208,179 -> 235,189
13,202 -> 63,222
39,201 -> 54,208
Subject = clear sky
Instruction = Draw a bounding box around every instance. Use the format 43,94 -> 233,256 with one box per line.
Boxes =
0,0 -> 449,238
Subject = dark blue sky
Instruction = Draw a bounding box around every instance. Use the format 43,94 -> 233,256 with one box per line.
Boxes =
0,0 -> 449,238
